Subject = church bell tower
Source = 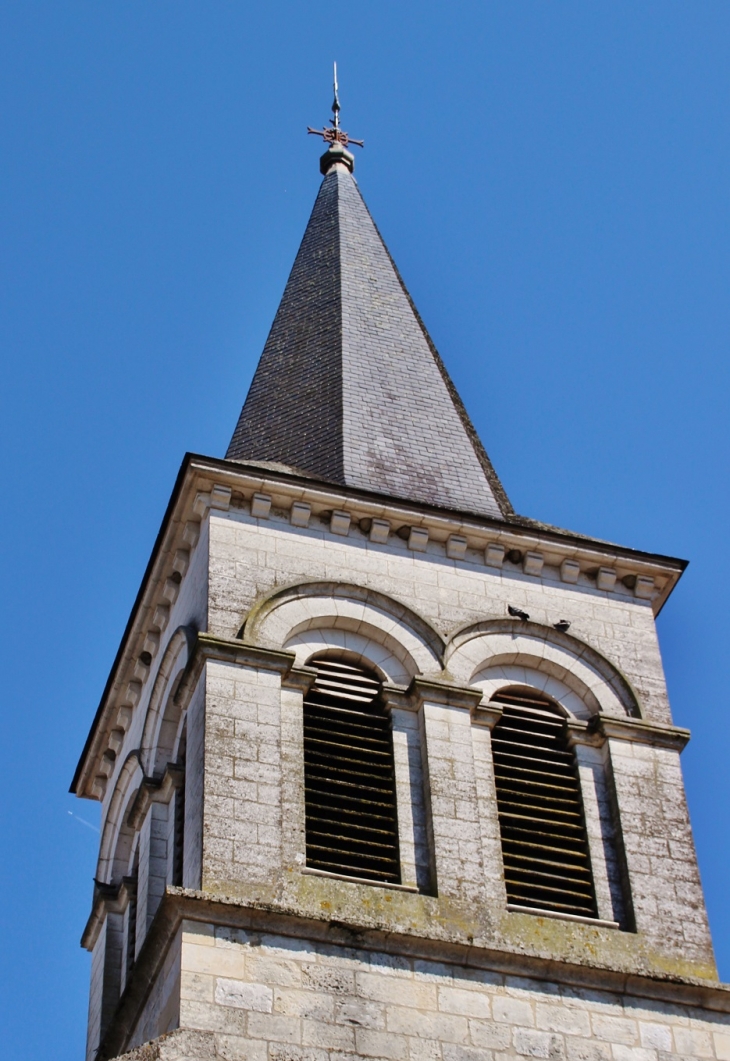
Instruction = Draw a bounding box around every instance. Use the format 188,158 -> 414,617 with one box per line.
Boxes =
72,83 -> 730,1061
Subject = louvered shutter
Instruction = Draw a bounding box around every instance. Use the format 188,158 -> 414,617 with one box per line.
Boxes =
490,688 -> 598,918
303,658 -> 401,884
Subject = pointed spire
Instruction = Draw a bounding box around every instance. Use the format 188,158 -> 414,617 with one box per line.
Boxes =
227,121 -> 512,521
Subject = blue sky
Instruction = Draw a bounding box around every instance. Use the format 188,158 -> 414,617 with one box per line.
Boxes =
1,3 -> 729,1057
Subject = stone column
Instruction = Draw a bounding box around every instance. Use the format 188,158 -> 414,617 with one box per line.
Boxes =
410,679 -> 486,907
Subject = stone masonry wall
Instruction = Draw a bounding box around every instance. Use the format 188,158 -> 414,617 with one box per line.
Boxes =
195,651 -> 714,980
158,921 -> 730,1061
206,510 -> 671,726
127,926 -> 182,1052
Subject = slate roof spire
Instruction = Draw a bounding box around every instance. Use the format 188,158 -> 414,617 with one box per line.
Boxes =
226,87 -> 512,520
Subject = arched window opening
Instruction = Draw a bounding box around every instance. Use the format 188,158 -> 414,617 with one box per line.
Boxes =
172,724 -> 187,888
124,852 -> 139,985
303,657 -> 401,884
490,686 -> 598,919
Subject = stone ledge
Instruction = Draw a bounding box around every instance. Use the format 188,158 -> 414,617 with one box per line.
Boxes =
568,714 -> 691,751
81,874 -> 138,952
111,1029 -> 216,1061
175,634 -> 296,707
96,888 -> 730,1060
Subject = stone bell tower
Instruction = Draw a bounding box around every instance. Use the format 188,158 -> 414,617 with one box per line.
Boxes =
73,86 -> 730,1061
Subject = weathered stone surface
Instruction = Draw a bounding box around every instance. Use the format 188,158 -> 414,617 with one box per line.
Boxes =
111,927 -> 730,1061
225,165 -> 508,520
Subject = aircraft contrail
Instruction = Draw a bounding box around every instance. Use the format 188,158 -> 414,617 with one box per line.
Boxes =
68,810 -> 100,833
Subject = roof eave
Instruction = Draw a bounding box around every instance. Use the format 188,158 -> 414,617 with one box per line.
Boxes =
72,452 -> 687,797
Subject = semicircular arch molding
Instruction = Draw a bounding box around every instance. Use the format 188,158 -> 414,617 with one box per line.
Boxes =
97,751 -> 144,885
445,619 -> 640,718
245,582 -> 444,682
140,625 -> 195,777
285,627 -> 414,685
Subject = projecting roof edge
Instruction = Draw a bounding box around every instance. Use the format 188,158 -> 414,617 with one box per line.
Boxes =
69,455 -> 194,796
192,452 -> 687,574
71,450 -> 687,798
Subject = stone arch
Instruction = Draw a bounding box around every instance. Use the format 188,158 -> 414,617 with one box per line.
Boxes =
286,630 -> 412,685
140,625 -> 196,777
445,619 -> 640,718
244,581 -> 444,684
96,751 -> 144,885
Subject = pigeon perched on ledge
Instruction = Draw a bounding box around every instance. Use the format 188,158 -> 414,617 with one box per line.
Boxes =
508,605 -> 530,621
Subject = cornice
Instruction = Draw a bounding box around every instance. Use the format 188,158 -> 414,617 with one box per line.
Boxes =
187,453 -> 687,586
72,451 -> 687,800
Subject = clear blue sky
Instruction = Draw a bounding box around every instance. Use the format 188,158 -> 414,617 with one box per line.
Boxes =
1,3 -> 728,1057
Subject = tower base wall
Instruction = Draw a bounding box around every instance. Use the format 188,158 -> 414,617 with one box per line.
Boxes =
112,920 -> 730,1061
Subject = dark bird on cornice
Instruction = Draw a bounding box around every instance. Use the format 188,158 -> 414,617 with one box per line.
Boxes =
553,620 -> 571,633
508,605 -> 530,621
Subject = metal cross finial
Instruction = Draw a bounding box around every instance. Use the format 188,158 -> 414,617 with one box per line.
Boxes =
307,62 -> 364,150
332,62 -> 340,132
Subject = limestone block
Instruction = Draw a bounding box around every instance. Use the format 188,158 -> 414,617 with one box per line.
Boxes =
153,604 -> 170,632
251,493 -> 272,519
182,520 -> 201,549
597,567 -> 617,592
99,751 -> 116,778
108,729 -> 125,754
193,492 -> 210,518
126,681 -> 142,707
214,979 -> 273,1012
143,631 -> 160,658
210,485 -> 232,511
370,518 -> 390,543
408,527 -> 429,552
116,705 -> 133,731
330,510 -> 351,536
173,549 -> 190,577
446,534 -> 467,560
523,551 -> 544,576
560,558 -> 580,583
162,578 -> 180,605
290,502 -> 311,527
635,576 -> 654,599
485,543 -> 505,567
133,658 -> 150,682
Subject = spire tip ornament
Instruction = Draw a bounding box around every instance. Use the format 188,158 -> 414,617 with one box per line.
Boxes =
307,62 -> 363,175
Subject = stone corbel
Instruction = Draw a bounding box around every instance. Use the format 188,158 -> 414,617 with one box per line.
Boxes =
599,714 -> 690,751
175,633 -> 297,705
281,666 -> 319,695
566,718 -> 605,749
408,677 -> 484,714
81,874 -> 137,952
381,684 -> 414,713
193,484 -> 231,518
567,714 -> 690,751
471,700 -> 504,729
126,762 -> 185,831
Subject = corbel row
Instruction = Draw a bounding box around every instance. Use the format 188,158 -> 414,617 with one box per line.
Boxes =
237,487 -> 657,601
90,498 -> 213,800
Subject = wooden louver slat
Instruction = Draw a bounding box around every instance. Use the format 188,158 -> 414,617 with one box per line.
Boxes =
491,688 -> 598,919
303,657 -> 401,884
